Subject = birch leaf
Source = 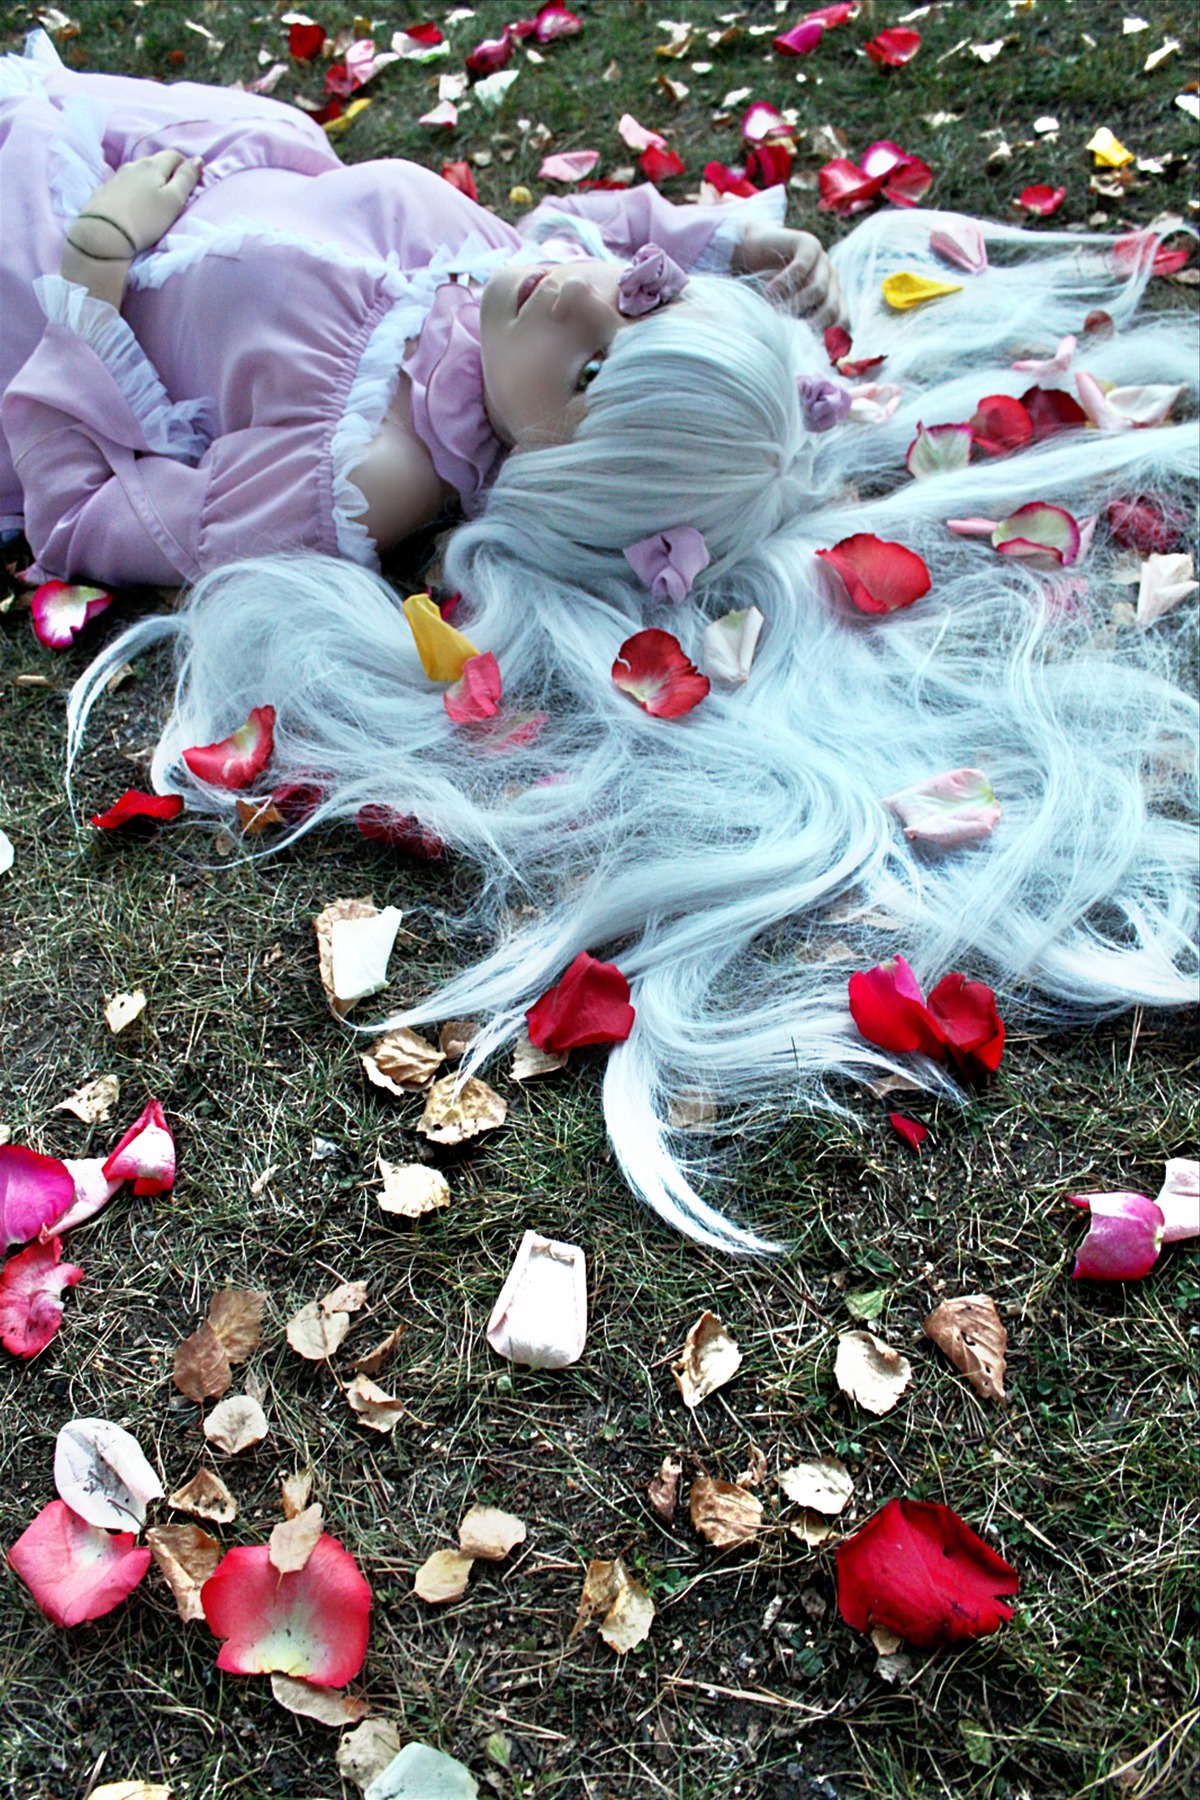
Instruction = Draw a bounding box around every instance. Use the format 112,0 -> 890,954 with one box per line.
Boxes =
672,1311 -> 742,1408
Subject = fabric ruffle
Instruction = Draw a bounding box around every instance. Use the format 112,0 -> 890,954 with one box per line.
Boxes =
329,292 -> 432,566
402,283 -> 507,520
33,275 -> 215,463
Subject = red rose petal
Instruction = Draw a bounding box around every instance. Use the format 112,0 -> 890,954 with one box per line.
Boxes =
744,142 -> 792,188
925,972 -> 1005,1076
182,705 -> 275,790
1019,384 -> 1088,442
441,159 -> 478,201
90,790 -> 185,831
465,30 -> 513,76
889,1112 -> 929,1150
639,144 -> 686,183
848,955 -> 946,1059
612,629 -> 709,718
1069,1191 -> 1164,1281
102,1099 -> 175,1197
356,805 -> 445,858
271,779 -> 325,824
836,1498 -> 1018,1650
1018,184 -> 1066,217
1104,495 -> 1183,555
816,534 -> 931,615
703,160 -> 758,198
0,1237 -> 83,1357
883,155 -> 933,207
824,325 -> 852,365
818,158 -> 886,215
969,394 -> 1034,456
30,581 -> 113,650
201,1534 -> 372,1685
403,22 -> 444,45
864,27 -> 922,67
1110,230 -> 1191,279
0,1146 -> 76,1250
526,951 -> 635,1052
288,22 -> 326,60
7,1500 -> 151,1626
774,20 -> 824,56
805,3 -> 855,25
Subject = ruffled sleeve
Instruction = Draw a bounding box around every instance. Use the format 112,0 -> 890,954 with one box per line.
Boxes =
516,182 -> 788,275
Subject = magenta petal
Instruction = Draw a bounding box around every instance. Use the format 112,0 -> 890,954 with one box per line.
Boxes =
30,582 -> 112,650
7,1500 -> 151,1627
1069,1192 -> 1164,1281
0,1146 -> 76,1250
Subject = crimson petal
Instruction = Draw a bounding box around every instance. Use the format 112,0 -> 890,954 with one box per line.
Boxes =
774,21 -> 824,56
883,156 -> 933,207
0,1237 -> 83,1357
8,1500 -> 151,1626
534,3 -> 582,43
702,160 -> 757,198
745,142 -> 792,188
465,30 -> 513,76
969,394 -> 1034,456
824,325 -> 853,366
441,159 -> 478,201
1019,184 -> 1066,217
182,705 -> 275,790
1104,495 -> 1182,555
612,629 -> 709,719
288,22 -> 325,60
201,1534 -> 372,1685
848,956 -> 946,1060
889,1112 -> 929,1150
818,158 -> 885,215
356,805 -> 444,858
0,1146 -> 76,1249
1019,384 -> 1087,442
30,581 -> 113,650
836,1497 -> 1018,1650
816,535 -> 931,615
526,951 -> 635,1053
639,144 -> 686,183
926,972 -> 1005,1075
91,790 -> 185,831
864,27 -> 922,67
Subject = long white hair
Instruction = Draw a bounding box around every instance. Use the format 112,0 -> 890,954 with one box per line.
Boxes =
67,209 -> 1199,1252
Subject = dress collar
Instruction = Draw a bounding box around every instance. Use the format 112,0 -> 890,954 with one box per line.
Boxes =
402,280 -> 506,518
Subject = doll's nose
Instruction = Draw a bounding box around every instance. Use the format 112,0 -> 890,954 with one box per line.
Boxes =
550,274 -> 611,330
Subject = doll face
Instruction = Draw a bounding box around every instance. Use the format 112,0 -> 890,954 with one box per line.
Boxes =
479,258 -> 639,451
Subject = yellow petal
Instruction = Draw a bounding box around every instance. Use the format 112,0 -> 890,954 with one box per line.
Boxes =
881,272 -> 964,312
323,97 -> 372,137
1086,126 -> 1134,168
509,184 -> 533,206
402,592 -> 479,682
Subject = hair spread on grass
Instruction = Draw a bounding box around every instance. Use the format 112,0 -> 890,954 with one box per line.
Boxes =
68,210 -> 1199,1252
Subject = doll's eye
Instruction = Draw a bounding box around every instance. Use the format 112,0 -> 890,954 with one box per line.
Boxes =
575,349 -> 607,392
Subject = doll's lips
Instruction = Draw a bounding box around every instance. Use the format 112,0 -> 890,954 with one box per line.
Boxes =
516,269 -> 547,315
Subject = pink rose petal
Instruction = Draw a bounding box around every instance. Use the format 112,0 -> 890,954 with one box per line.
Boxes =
883,768 -> 1001,847
0,1146 -> 76,1249
538,150 -> 600,183
929,221 -> 988,274
7,1500 -> 151,1626
102,1100 -> 175,1197
0,1237 -> 83,1357
1069,1192 -> 1164,1281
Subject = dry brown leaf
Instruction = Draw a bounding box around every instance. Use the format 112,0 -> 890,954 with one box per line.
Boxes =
206,1287 -> 265,1364
203,1394 -> 269,1455
337,1717 -> 402,1791
346,1374 -> 405,1433
923,1295 -> 1008,1403
351,1324 -> 408,1377
788,1509 -> 833,1547
172,1322 -> 232,1403
281,1469 -> 312,1519
458,1505 -> 526,1561
236,796 -> 285,835
672,1311 -> 742,1409
417,1073 -> 507,1144
438,1019 -> 478,1061
269,1672 -> 370,1727
778,1455 -> 854,1516
314,897 -> 381,1019
167,1466 -> 237,1523
414,1548 -> 474,1603
574,1556 -> 655,1654
146,1522 -> 223,1621
736,1445 -> 768,1489
689,1476 -> 763,1548
361,1026 -> 444,1094
648,1455 -> 682,1522
104,990 -> 146,1033
666,1091 -> 719,1131
286,1300 -> 351,1360
835,1330 -> 913,1416
269,1502 -> 324,1574
54,1073 -> 120,1123
321,1279 -> 369,1315
377,1159 -> 451,1219
509,1032 -> 569,1081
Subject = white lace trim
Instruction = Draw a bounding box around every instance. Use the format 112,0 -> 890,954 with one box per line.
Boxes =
692,184 -> 789,275
34,275 -> 215,464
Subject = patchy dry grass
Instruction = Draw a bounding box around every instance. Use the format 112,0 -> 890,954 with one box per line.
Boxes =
2,2 -> 1199,1798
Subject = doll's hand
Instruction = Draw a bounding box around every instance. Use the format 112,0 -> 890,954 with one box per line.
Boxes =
71,150 -> 204,258
733,224 -> 848,331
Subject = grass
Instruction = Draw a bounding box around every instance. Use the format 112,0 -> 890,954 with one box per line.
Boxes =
2,1 -> 1199,1797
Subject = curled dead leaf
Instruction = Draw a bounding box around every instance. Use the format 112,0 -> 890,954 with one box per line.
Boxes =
778,1455 -> 854,1517
203,1393 -> 269,1455
923,1295 -> 1008,1403
689,1476 -> 763,1548
104,990 -> 147,1034
321,1279 -> 369,1315
736,1445 -> 768,1490
417,1073 -> 507,1144
574,1555 -> 655,1654
146,1522 -> 223,1621
287,1300 -> 351,1361
269,1502 -> 324,1573
788,1509 -> 834,1547
346,1373 -> 406,1433
270,1672 -> 370,1727
236,797 -> 285,836
361,1026 -> 444,1093
351,1324 -> 407,1377
377,1159 -> 451,1219
281,1469 -> 313,1519
338,1717 -> 403,1791
206,1287 -> 265,1363
458,1505 -> 526,1561
835,1330 -> 913,1416
167,1466 -> 237,1523
510,1032 -> 569,1081
439,1019 -> 478,1061
172,1321 -> 232,1403
414,1547 -> 474,1603
54,1074 -> 120,1123
648,1455 -> 682,1522
672,1311 -> 742,1409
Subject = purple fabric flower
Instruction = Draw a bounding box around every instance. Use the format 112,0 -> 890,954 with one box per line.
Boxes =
623,525 -> 710,603
617,244 -> 688,318
797,374 -> 853,434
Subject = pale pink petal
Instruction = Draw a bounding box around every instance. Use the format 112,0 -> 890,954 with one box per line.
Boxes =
618,112 -> 666,152
701,606 -> 764,687
847,381 -> 902,424
1135,552 -> 1198,627
883,768 -> 1001,847
1155,1158 -> 1199,1244
946,517 -> 1000,537
42,1159 -> 125,1237
1076,371 -> 1183,430
992,503 -> 1081,567
860,140 -> 909,180
486,1230 -> 587,1369
419,99 -> 458,128
1012,335 -> 1076,376
538,150 -> 601,182
929,221 -> 988,275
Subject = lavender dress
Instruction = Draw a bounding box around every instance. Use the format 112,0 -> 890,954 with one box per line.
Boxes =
0,34 -> 784,585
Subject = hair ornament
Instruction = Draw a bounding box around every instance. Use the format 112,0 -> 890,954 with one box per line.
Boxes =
617,243 -> 688,318
796,374 -> 853,433
623,526 -> 711,603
